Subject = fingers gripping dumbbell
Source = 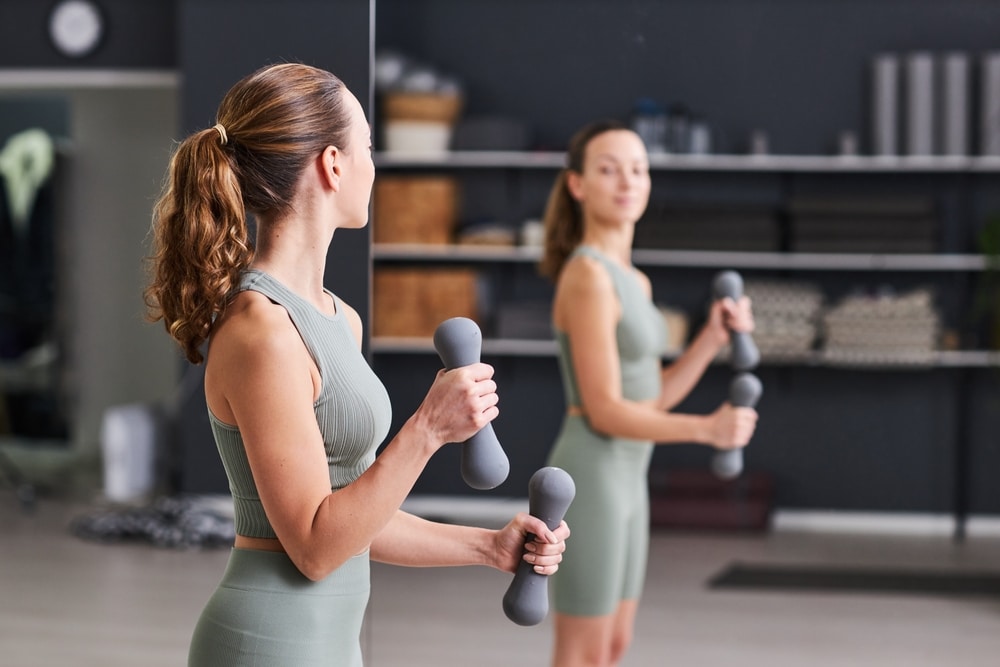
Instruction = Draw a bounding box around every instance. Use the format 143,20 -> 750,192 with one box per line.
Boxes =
502,466 -> 576,626
711,270 -> 760,372
711,372 -> 763,479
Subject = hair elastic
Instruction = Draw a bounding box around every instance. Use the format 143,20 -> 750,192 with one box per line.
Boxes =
213,123 -> 228,146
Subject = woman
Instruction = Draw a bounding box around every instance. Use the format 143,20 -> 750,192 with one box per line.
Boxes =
144,62 -> 569,666
539,120 -> 757,666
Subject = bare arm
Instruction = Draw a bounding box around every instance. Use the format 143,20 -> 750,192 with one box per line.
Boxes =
370,510 -> 569,575
207,293 -> 499,581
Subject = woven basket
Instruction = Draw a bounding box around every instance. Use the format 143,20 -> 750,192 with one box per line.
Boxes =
373,176 -> 459,244
373,268 -> 479,337
383,92 -> 463,124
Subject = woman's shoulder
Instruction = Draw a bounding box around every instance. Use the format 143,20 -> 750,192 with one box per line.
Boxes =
205,290 -> 315,417
554,252 -> 619,325
214,290 -> 303,357
559,252 -> 615,296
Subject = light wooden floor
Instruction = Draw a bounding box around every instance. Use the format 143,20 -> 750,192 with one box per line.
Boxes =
3,496 -> 1000,666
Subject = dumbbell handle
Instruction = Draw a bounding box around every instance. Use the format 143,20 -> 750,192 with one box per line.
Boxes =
711,372 -> 762,479
433,317 -> 510,490
502,467 -> 576,626
712,271 -> 760,372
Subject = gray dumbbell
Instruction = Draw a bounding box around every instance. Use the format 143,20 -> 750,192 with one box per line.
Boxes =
433,317 -> 510,490
711,372 -> 763,479
711,270 -> 760,372
502,466 -> 576,626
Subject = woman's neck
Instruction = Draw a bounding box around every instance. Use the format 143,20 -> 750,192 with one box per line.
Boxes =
580,226 -> 634,266
251,216 -> 334,308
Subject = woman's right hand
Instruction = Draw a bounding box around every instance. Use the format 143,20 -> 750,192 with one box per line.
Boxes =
706,402 -> 758,450
413,363 -> 499,449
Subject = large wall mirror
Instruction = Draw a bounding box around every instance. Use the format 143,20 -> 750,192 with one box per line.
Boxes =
0,75 -> 181,494
0,97 -> 71,446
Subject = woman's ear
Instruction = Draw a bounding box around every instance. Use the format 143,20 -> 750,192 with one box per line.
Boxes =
321,145 -> 341,191
566,170 -> 584,201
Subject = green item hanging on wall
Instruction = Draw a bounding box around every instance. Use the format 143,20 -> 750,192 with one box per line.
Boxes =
0,127 -> 55,237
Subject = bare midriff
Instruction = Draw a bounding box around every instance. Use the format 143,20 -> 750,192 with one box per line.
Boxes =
235,535 -> 286,553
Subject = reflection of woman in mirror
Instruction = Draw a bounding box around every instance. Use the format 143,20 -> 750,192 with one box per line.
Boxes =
145,62 -> 569,666
539,120 -> 756,666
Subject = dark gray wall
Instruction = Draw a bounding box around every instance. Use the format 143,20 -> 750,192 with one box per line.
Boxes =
377,0 -> 1000,154
0,0 -> 176,68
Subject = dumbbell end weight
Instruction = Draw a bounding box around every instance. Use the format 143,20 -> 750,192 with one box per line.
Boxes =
711,450 -> 744,480
730,333 -> 760,372
712,270 -> 743,301
433,316 -> 482,369
461,425 -> 510,490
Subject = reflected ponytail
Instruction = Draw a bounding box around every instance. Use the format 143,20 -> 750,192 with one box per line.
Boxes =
538,169 -> 580,281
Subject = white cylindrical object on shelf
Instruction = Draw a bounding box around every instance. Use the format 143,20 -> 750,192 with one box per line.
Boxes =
980,51 -> 1000,156
905,52 -> 935,156
871,53 -> 899,156
939,52 -> 970,156
384,120 -> 452,155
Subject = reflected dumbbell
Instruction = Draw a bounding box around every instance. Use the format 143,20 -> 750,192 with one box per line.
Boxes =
711,271 -> 762,479
711,372 -> 763,480
712,270 -> 760,372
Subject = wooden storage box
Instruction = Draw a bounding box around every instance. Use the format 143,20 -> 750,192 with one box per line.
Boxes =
383,92 -> 463,125
373,267 -> 479,337
373,176 -> 459,244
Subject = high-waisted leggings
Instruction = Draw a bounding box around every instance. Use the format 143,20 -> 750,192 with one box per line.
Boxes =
188,547 -> 370,666
546,415 -> 653,617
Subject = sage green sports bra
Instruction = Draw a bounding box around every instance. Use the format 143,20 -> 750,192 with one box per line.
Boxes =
208,270 -> 392,539
555,246 -> 667,409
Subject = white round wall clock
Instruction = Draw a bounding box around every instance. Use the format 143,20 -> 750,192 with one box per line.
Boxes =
48,0 -> 105,58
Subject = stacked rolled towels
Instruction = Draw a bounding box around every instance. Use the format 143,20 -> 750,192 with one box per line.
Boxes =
741,280 -> 825,361
820,287 -> 940,367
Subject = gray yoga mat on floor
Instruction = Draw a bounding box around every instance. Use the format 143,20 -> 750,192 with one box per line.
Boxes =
709,563 -> 1000,597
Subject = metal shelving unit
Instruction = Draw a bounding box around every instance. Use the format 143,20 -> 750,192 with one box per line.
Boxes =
375,243 -> 989,272
372,152 -> 1000,371
0,68 -> 180,90
372,336 -> 1000,368
375,150 -> 1000,173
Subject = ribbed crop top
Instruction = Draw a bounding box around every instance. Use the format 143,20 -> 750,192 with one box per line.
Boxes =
208,270 -> 393,539
555,245 -> 667,408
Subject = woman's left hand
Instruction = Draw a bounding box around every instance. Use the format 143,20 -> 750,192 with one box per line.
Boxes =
708,295 -> 755,340
492,513 -> 570,575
